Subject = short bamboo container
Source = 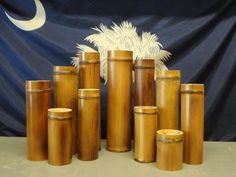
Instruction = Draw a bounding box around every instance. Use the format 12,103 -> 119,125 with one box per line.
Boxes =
79,51 -> 101,150
78,89 -> 100,161
156,70 -> 181,129
48,108 -> 72,166
53,66 -> 78,154
107,50 -> 133,152
134,106 -> 158,162
156,129 -> 183,171
181,84 -> 204,165
26,80 -> 50,161
134,59 -> 155,106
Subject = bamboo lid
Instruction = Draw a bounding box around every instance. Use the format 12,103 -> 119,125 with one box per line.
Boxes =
79,51 -> 100,63
26,80 -> 50,92
134,59 -> 155,69
156,70 -> 181,79
53,66 -> 78,75
134,106 -> 158,114
157,129 -> 183,142
108,50 -> 133,61
181,84 -> 204,93
78,89 -> 100,99
48,108 -> 72,120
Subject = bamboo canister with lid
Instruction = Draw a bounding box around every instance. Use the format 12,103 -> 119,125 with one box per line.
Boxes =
48,108 -> 72,166
156,70 -> 181,129
107,50 -> 133,152
156,129 -> 183,171
53,66 -> 78,154
26,80 -> 51,161
78,89 -> 100,161
181,84 -> 204,165
134,106 -> 158,162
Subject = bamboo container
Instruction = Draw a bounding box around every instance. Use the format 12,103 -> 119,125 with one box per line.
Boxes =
79,51 -> 101,150
48,108 -> 72,166
107,50 -> 133,152
156,129 -> 183,171
78,89 -> 100,161
181,84 -> 204,165
134,59 -> 155,106
26,80 -> 50,161
53,66 -> 78,154
156,70 -> 181,129
134,106 -> 158,162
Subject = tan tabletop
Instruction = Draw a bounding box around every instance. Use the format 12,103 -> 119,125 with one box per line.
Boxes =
0,137 -> 236,177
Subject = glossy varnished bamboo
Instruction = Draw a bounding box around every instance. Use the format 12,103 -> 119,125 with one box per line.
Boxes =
107,50 -> 133,152
134,106 -> 158,162
134,59 -> 155,106
53,66 -> 78,154
78,89 -> 100,161
181,84 -> 204,165
26,80 -> 50,161
48,108 -> 72,166
156,129 -> 183,171
156,70 -> 181,129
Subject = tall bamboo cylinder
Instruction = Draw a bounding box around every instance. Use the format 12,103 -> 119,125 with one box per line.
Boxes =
134,59 -> 155,106
48,108 -> 72,166
134,106 -> 158,162
79,51 -> 101,150
156,129 -> 183,171
53,66 -> 78,154
78,89 -> 100,161
156,70 -> 181,129
107,50 -> 133,152
181,84 -> 204,165
26,80 -> 50,161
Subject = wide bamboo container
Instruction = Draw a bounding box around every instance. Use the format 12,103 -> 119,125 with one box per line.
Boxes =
181,84 -> 204,165
53,66 -> 78,154
78,89 -> 100,161
134,106 -> 158,162
79,51 -> 101,150
156,70 -> 181,129
134,59 -> 155,106
48,108 -> 72,166
107,50 -> 133,152
156,129 -> 183,171
26,80 -> 50,161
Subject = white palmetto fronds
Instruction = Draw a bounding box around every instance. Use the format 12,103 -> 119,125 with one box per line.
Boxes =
72,21 -> 171,82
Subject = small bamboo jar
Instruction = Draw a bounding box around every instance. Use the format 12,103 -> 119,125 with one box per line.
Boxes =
107,50 -> 133,152
48,108 -> 72,166
156,70 -> 181,129
156,129 -> 183,171
181,84 -> 204,165
78,89 -> 100,161
134,106 -> 158,162
26,80 -> 50,161
53,66 -> 78,154
134,59 -> 155,106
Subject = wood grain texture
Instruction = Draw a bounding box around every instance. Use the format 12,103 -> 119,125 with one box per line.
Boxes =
134,59 -> 155,106
181,84 -> 204,165
48,108 -> 72,166
53,66 -> 78,154
156,70 -> 181,129
134,106 -> 158,162
107,50 -> 133,152
26,80 -> 50,161
78,89 -> 100,161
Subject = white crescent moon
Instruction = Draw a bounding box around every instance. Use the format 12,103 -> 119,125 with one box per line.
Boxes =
5,0 -> 46,31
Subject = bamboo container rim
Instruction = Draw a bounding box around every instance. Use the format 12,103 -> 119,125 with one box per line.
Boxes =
108,50 -> 133,61
134,106 -> 158,114
26,80 -> 51,92
157,129 -> 183,142
134,59 -> 155,69
156,70 -> 181,79
181,84 -> 204,93
48,108 -> 72,120
53,66 -> 78,75
78,89 -> 100,98
79,51 -> 100,63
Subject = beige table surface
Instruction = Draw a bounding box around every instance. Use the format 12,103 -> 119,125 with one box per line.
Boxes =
0,137 -> 236,177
